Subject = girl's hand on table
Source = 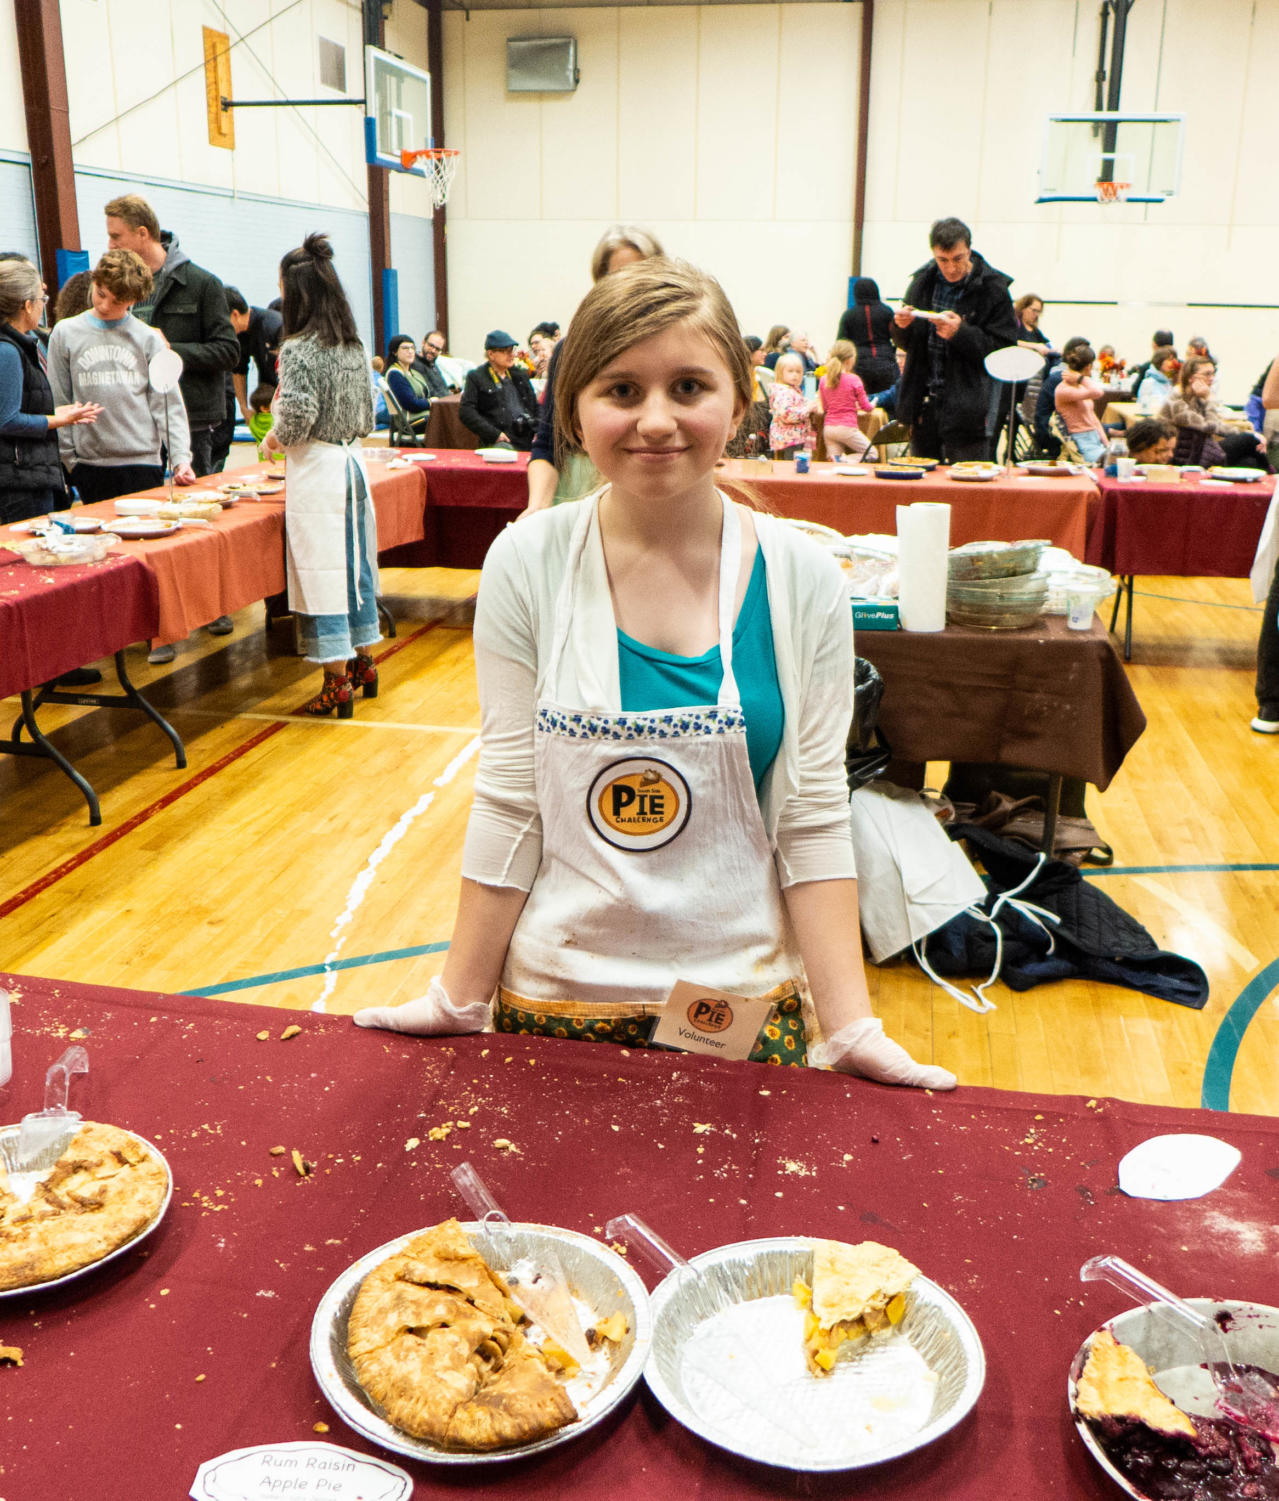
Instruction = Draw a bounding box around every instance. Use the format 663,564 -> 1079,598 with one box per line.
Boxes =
809,1017 -> 957,1090
353,976 -> 490,1036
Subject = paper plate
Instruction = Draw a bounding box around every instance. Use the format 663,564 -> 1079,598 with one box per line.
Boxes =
311,1221 -> 651,1466
476,448 -> 519,464
645,1237 -> 984,1472
1206,467 -> 1266,484
1070,1300 -> 1279,1498
0,1123 -> 172,1298
949,467 -> 1002,482
101,518 -> 181,539
8,514 -> 102,534
113,499 -> 163,517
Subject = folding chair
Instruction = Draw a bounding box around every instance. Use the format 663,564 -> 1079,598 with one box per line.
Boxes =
379,377 -> 429,447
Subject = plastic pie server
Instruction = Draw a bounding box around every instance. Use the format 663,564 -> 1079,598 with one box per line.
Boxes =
451,1160 -> 592,1366
11,1045 -> 89,1178
1081,1253 -> 1279,1440
0,992 -> 11,1089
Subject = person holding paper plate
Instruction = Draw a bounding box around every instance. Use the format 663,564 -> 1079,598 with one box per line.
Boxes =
354,258 -> 955,1091
261,235 -> 378,719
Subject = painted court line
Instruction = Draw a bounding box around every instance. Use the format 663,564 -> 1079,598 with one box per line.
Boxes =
170,708 -> 480,735
1201,956 -> 1279,1112
184,940 -> 450,997
1084,863 -> 1279,876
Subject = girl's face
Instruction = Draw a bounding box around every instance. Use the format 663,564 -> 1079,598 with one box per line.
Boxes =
777,358 -> 804,389
576,325 -> 742,506
395,342 -> 415,367
1191,364 -> 1215,394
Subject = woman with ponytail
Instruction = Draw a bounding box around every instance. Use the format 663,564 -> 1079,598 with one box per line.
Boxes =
263,234 -> 379,718
818,340 -> 872,458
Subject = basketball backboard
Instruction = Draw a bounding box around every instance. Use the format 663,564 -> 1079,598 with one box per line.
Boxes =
1036,113 -> 1184,204
364,46 -> 432,176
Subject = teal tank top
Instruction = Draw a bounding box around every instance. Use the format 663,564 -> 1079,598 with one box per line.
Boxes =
616,548 -> 784,791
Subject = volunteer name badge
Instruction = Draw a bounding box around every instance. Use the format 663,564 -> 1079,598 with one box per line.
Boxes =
587,757 -> 691,851
190,1442 -> 411,1501
651,980 -> 775,1061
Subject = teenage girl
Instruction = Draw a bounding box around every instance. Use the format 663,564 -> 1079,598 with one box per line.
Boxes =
355,258 -> 954,1091
1053,343 -> 1108,465
818,341 -> 872,458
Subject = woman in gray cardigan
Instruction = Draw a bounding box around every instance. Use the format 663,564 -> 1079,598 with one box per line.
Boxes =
262,235 -> 377,717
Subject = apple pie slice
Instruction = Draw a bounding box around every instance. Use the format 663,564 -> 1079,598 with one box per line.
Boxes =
347,1218 -> 577,1450
793,1239 -> 919,1375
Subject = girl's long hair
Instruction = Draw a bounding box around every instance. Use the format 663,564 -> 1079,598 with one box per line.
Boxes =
825,339 -> 856,389
279,233 -> 360,348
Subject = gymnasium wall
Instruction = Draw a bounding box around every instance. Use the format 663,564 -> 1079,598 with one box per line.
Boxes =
441,0 -> 1277,400
0,0 -> 438,353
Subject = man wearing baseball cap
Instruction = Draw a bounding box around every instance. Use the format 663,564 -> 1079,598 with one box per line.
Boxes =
459,329 -> 541,450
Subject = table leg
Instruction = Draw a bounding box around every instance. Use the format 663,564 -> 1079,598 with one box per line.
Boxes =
377,597 -> 396,639
1041,773 -> 1062,856
22,653 -> 187,769
1123,575 -> 1134,662
0,690 -> 102,825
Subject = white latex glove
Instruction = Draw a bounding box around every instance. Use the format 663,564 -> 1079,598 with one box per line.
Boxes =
352,977 -> 490,1036
808,1017 -> 956,1091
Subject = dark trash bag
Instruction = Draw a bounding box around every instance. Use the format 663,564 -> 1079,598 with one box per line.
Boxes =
916,824 -> 1209,1010
846,658 -> 892,792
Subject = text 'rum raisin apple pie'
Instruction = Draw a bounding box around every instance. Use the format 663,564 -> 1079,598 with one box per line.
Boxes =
311,1219 -> 651,1463
0,1121 -> 171,1292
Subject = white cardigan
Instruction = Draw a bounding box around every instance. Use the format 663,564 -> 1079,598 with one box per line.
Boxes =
461,496 -> 858,891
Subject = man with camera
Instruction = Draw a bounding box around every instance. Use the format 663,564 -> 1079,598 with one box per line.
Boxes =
459,330 -> 540,450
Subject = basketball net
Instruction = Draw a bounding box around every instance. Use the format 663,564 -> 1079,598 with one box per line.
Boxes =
1094,178 -> 1131,205
401,147 -> 460,209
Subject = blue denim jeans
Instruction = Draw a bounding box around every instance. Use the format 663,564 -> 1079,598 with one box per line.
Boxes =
297,466 -> 380,665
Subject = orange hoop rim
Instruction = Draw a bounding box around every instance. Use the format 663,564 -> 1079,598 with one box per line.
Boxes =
400,146 -> 460,169
1094,178 -> 1131,203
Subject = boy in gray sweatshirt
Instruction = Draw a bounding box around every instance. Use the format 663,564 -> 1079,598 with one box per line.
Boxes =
47,249 -> 195,505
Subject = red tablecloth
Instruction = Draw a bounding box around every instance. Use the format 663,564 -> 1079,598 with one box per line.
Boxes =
1094,472 -> 1275,576
0,548 -> 158,698
717,461 -> 1095,555
377,449 -> 530,570
4,972 -> 1278,1500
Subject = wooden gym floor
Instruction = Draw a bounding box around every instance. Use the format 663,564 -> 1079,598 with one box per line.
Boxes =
2,557 -> 1276,1117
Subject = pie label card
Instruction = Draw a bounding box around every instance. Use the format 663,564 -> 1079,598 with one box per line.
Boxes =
190,1442 -> 411,1501
651,980 -> 775,1061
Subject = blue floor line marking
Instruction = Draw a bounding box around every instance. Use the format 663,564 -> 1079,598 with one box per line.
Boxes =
1130,589 -> 1262,612
1200,957 -> 1279,1112
183,941 -> 450,997
1083,862 -> 1279,877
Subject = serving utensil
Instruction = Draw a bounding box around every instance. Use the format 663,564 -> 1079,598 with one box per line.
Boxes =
0,1045 -> 88,1202
451,1161 -> 590,1365
1081,1253 -> 1279,1439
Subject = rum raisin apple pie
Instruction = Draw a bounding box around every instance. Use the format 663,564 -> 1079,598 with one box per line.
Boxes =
793,1239 -> 919,1375
0,1121 -> 169,1290
346,1218 -> 578,1450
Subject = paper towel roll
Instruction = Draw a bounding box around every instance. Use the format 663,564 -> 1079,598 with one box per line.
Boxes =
896,502 -> 950,632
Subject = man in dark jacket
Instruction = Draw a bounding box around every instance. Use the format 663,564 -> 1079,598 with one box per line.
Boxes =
104,194 -> 238,478
412,331 -> 456,398
890,217 -> 1018,462
459,330 -> 540,449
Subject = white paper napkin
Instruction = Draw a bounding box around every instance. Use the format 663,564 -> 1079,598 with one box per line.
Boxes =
1118,1134 -> 1241,1200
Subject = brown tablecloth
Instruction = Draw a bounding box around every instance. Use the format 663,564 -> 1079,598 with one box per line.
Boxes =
378,449 -> 531,570
0,548 -> 158,698
69,462 -> 430,644
1093,472 -> 1275,577
421,394 -> 472,450
2,972 -> 1277,1501
857,615 -> 1146,790
716,461 -> 1095,555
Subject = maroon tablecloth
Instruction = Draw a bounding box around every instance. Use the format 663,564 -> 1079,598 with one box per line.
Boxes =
421,395 -> 472,450
378,449 -> 530,569
857,615 -> 1146,790
3,972 -> 1276,1500
0,549 -> 158,699
1094,472 -> 1275,576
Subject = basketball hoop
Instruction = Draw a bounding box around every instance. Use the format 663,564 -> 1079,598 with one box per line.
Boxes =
1094,178 -> 1131,205
400,147 -> 460,208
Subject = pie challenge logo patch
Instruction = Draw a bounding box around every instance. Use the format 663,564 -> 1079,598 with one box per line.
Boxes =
587,758 -> 691,851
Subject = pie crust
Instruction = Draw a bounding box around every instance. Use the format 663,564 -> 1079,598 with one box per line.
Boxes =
0,1121 -> 169,1290
346,1218 -> 577,1450
795,1239 -> 919,1375
1075,1328 -> 1197,1439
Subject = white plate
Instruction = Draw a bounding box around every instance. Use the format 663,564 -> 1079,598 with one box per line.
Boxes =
1070,1300 -> 1279,1498
1206,467 -> 1266,483
949,468 -> 1002,483
645,1237 -> 985,1472
476,448 -> 519,464
114,499 -> 163,517
8,514 -> 102,534
101,518 -> 181,539
0,1123 -> 172,1298
311,1221 -> 651,1465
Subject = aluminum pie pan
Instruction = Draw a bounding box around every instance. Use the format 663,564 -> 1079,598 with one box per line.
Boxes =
644,1236 -> 985,1472
310,1220 -> 652,1465
0,1123 -> 172,1298
1069,1299 -> 1279,1498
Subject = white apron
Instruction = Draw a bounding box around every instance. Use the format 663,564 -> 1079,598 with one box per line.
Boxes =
282,437 -> 376,617
498,490 -> 805,1058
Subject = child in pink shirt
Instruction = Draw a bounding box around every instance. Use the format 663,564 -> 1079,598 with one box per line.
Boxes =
819,340 -> 872,457
1053,343 -> 1108,464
